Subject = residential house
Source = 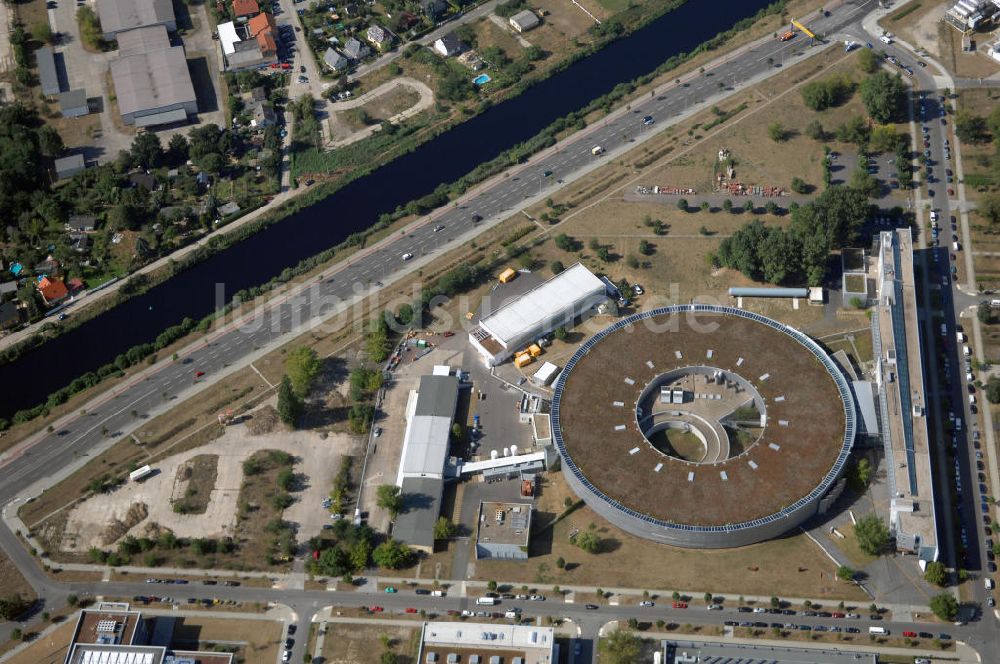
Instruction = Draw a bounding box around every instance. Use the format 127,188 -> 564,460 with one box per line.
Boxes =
0,282 -> 17,299
129,172 -> 158,191
67,278 -> 85,293
231,0 -> 259,18
249,86 -> 268,103
0,301 -> 20,329
65,215 -> 97,233
218,201 -> 241,216
366,25 -> 393,51
420,0 -> 447,21
509,9 -> 540,32
37,276 -> 69,305
323,47 -> 349,71
33,257 -> 60,274
343,2 -> 359,15
343,37 -> 370,60
248,12 -> 279,60
54,154 -> 86,180
433,32 -> 463,57
250,101 -> 277,127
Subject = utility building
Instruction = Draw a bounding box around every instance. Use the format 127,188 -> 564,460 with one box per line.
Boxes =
393,374 -> 460,553
469,262 -> 606,366
98,0 -> 177,40
475,501 -> 532,560
111,25 -> 197,127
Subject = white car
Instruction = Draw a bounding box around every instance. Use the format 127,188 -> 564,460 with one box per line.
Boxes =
282,650 -> 291,662
401,253 -> 414,261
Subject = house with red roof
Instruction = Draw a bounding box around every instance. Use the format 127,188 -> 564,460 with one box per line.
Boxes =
248,12 -> 278,59
232,0 -> 259,17
37,276 -> 69,305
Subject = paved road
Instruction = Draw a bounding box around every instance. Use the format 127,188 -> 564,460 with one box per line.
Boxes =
4,1 -> 998,661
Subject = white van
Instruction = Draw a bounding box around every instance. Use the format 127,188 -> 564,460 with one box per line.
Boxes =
879,34 -> 893,44
431,590 -> 445,597
986,578 -> 995,590
591,145 -> 605,156
476,596 -> 499,605
954,241 -> 961,251
869,626 -> 888,635
964,345 -> 972,357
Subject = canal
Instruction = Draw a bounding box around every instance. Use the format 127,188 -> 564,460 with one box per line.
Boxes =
4,0 -> 774,418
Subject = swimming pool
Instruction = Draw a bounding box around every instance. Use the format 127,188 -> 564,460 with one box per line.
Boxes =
472,73 -> 491,86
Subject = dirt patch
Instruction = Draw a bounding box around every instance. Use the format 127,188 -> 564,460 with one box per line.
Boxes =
246,405 -> 279,435
0,548 -> 36,606
322,623 -> 420,664
169,615 -> 282,664
336,86 -> 421,131
171,454 -> 220,515
2,619 -> 76,664
99,502 -> 149,546
51,417 -> 353,567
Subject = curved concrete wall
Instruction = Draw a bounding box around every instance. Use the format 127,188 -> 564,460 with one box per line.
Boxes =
551,304 -> 856,549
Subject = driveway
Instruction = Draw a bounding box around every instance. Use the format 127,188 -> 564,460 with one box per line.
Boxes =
325,77 -> 435,148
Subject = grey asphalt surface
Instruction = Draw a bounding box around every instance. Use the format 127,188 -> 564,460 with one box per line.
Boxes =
3,1 -> 1000,662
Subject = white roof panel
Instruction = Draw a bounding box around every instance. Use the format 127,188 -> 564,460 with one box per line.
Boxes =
479,263 -> 604,346
218,21 -> 240,55
400,415 -> 452,478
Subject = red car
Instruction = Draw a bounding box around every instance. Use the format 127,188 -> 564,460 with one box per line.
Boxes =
269,63 -> 280,69
194,371 -> 205,378
405,608 -> 417,614
672,602 -> 687,609
902,630 -> 917,638
369,606 -> 384,613
281,63 -> 292,70
831,612 -> 844,618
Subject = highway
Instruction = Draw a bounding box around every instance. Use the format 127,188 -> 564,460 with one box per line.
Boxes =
2,1 -> 999,661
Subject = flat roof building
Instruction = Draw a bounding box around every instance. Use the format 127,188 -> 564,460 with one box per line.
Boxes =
661,640 -> 876,664
394,374 -> 460,552
475,501 -> 531,560
37,46 -> 62,96
944,0 -> 1000,31
110,25 -> 197,127
470,263 -> 606,366
63,605 -> 233,664
98,0 -> 176,39
59,89 -> 90,118
873,230 -> 938,562
418,622 -> 555,664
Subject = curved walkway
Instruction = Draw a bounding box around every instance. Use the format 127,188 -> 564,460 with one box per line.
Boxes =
325,77 -> 435,148
640,409 -> 730,463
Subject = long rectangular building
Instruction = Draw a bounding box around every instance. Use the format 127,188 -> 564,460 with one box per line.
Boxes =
469,262 -> 607,366
97,0 -> 176,39
393,374 -> 460,552
110,25 -> 197,127
418,622 -> 555,664
873,229 -> 938,562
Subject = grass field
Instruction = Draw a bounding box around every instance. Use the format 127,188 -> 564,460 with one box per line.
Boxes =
473,472 -> 868,600
0,548 -> 36,608
3,620 -> 76,664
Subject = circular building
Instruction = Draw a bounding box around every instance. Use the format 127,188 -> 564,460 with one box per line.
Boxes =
552,304 -> 855,548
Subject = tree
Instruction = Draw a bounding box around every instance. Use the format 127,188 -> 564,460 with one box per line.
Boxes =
380,653 -> 398,664
549,259 -> 564,274
396,303 -> 414,326
860,71 -> 905,124
854,513 -> 890,556
850,167 -> 879,199
130,132 -> 163,170
598,628 -> 641,664
955,112 -> 989,144
67,594 -> 79,606
638,239 -> 653,256
554,233 -> 573,251
366,317 -> 391,362
836,565 -> 855,582
979,301 -> 994,325
553,326 -> 568,341
376,484 -> 403,519
929,593 -> 958,621
372,539 -> 412,569
37,125 -> 64,157
0,594 -> 28,620
286,346 -> 320,397
276,376 -> 303,428
986,377 -> 1000,405
791,177 -> 809,194
350,538 -> 372,572
805,120 -> 825,140
167,133 -> 189,166
575,526 -> 601,553
857,47 -> 880,74
768,122 -> 788,142
556,556 -> 566,569
677,198 -> 688,211
770,596 -> 780,608
980,192 -> 1000,225
924,560 -> 947,586
433,516 -> 457,540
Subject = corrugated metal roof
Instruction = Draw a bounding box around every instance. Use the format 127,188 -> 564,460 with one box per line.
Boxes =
36,47 -> 61,95
479,263 -> 604,346
110,38 -> 196,118
218,21 -> 241,55
97,0 -> 175,36
413,375 -> 459,417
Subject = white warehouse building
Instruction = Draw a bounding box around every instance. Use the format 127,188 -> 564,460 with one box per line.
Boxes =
469,262 -> 607,366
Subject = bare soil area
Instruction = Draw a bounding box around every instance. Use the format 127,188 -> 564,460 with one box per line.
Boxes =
60,409 -> 355,552
322,623 -> 420,664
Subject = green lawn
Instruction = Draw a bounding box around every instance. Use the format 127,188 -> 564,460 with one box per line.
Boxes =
595,0 -> 634,12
